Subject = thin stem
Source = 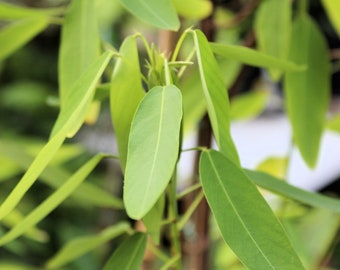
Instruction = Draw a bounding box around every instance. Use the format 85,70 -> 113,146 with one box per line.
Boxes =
176,183 -> 202,200
148,242 -> 170,262
160,254 -> 180,270
177,191 -> 205,230
181,146 -> 207,153
177,48 -> 196,79
134,33 -> 153,62
163,57 -> 172,86
171,29 -> 191,62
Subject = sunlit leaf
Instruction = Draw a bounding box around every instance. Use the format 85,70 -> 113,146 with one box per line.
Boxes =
192,30 -> 239,164
0,17 -> 49,61
46,222 -> 130,268
172,0 -> 212,20
0,52 -> 112,221
284,15 -> 330,168
110,36 -> 145,171
210,43 -> 303,72
255,0 -> 292,80
245,169 -> 340,214
199,150 -> 304,269
124,85 -> 182,219
118,0 -> 179,30
103,232 -> 147,270
321,0 -> 340,37
256,156 -> 288,179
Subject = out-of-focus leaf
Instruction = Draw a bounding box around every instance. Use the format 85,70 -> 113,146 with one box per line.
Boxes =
0,156 -> 20,180
110,36 -> 145,171
46,222 -> 131,268
0,154 -> 106,246
58,0 -> 100,135
192,30 -> 239,164
0,17 -> 49,61
284,15 -> 330,168
230,90 -> 269,120
142,194 -> 165,245
199,150 -> 304,269
245,169 -> 340,214
172,0 -> 212,20
255,0 -> 292,80
321,0 -> 340,37
0,2 -> 64,20
0,262 -> 38,270
256,156 -> 288,179
118,0 -> 179,30
210,43 -> 303,72
0,52 -> 112,221
124,85 -> 182,219
327,114 -> 340,133
103,232 -> 147,270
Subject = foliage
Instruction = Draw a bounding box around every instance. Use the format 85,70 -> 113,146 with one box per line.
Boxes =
0,0 -> 340,269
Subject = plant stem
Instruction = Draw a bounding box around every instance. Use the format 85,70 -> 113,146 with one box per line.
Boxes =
176,183 -> 202,200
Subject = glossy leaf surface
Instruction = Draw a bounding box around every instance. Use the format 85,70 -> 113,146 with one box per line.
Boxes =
124,85 -> 182,219
172,0 -> 212,20
255,0 -> 291,80
192,30 -> 239,164
199,150 -> 304,269
284,15 -> 330,168
0,17 -> 48,61
0,154 -> 105,246
46,222 -> 130,268
245,170 -> 340,214
118,0 -> 179,30
110,36 -> 145,171
103,233 -> 147,270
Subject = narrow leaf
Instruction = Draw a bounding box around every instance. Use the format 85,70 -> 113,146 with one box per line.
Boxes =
199,150 -> 304,269
210,43 -> 303,72
0,154 -> 105,246
110,36 -> 145,171
255,0 -> 292,80
172,0 -> 212,20
192,30 -> 239,164
46,222 -> 130,268
118,0 -> 179,30
124,85 -> 182,219
0,17 -> 49,61
284,15 -> 330,168
321,0 -> 340,36
103,233 -> 147,270
0,52 -> 112,221
245,169 -> 340,214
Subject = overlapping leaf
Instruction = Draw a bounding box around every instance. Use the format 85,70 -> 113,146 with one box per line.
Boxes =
199,150 -> 304,269
172,0 -> 212,20
124,85 -> 182,219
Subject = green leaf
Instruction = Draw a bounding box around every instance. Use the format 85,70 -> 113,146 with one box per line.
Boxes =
321,0 -> 340,37
0,2 -> 64,20
244,169 -> 340,214
58,0 -> 100,136
110,36 -> 145,171
0,17 -> 49,61
192,30 -> 239,164
230,90 -> 269,120
103,232 -> 147,270
172,0 -> 212,20
199,150 -> 304,270
284,15 -> 330,168
46,222 -> 130,268
210,43 -> 303,72
0,154 -> 106,246
0,52 -> 112,221
118,0 -> 179,30
124,85 -> 182,219
255,0 -> 292,80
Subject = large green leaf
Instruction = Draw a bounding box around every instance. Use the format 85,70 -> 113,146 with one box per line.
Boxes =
199,150 -> 304,269
210,43 -> 303,72
103,232 -> 147,270
0,154 -> 105,246
118,0 -> 179,30
0,17 -> 49,61
0,2 -> 64,20
124,85 -> 182,219
284,15 -> 330,168
255,0 -> 291,80
46,222 -> 130,268
322,0 -> 340,37
110,36 -> 145,171
192,30 -> 239,164
245,170 -> 340,214
58,0 -> 100,136
0,52 -> 112,221
172,0 -> 212,20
